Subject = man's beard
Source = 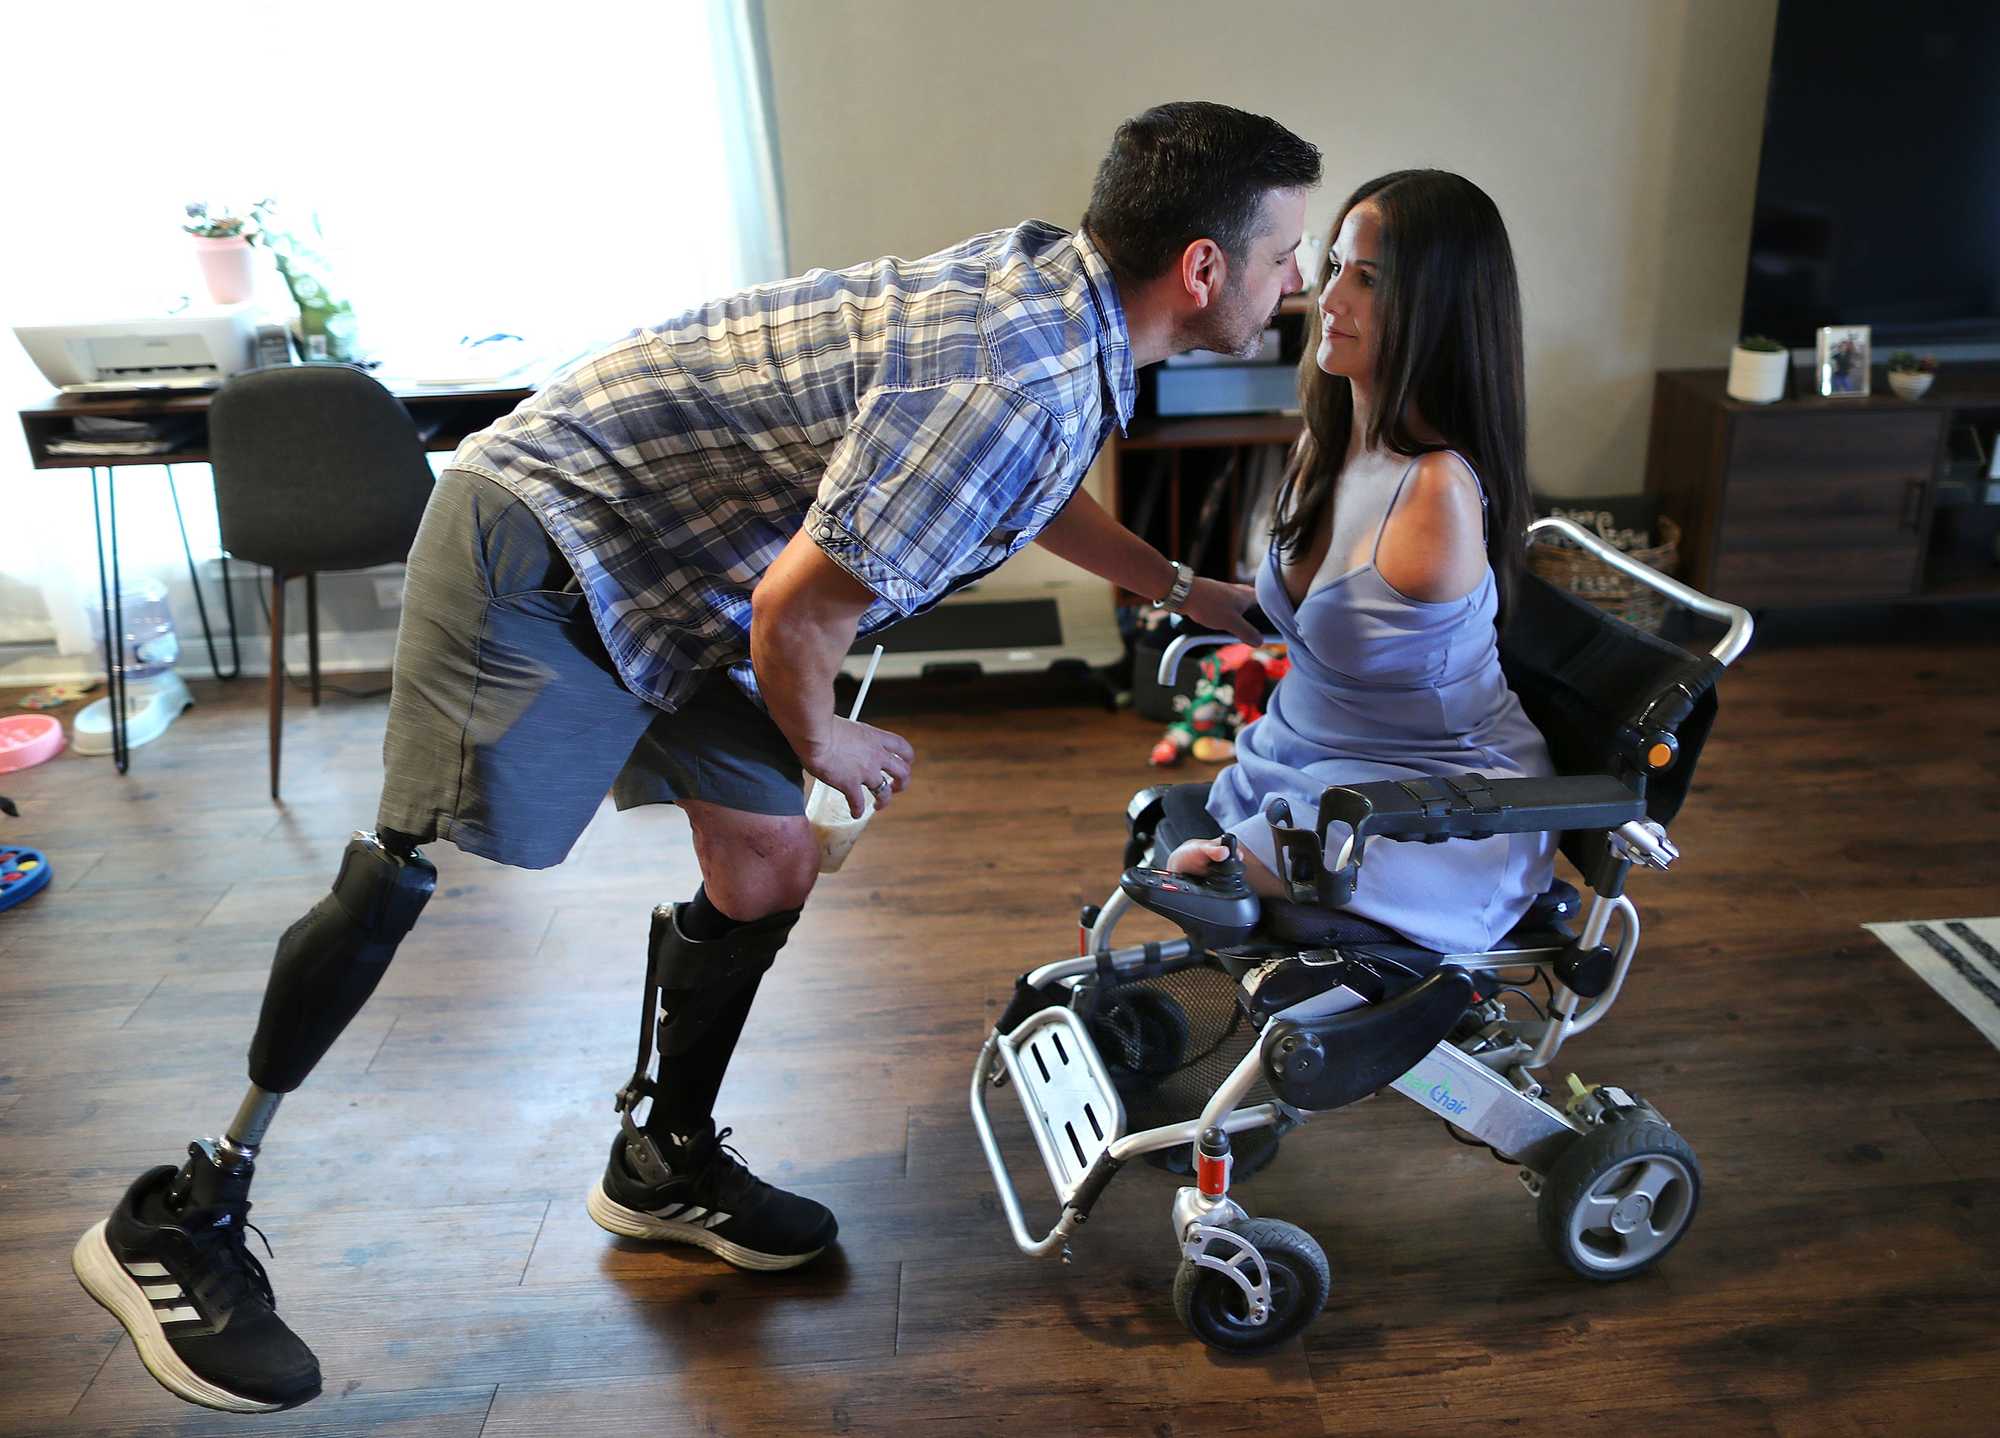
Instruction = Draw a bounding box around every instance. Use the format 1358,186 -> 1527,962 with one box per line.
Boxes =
1184,289 -> 1273,360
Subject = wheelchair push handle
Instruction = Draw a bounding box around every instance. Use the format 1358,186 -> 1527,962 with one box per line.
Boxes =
1526,516 -> 1754,668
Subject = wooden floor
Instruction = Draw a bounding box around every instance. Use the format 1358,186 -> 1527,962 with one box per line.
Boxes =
2,626 -> 1997,1437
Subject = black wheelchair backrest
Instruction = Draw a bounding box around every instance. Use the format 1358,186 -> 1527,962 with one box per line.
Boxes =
1498,574 -> 1721,875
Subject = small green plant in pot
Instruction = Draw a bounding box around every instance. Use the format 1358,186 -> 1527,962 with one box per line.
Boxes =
1886,351 -> 1937,400
1727,334 -> 1790,404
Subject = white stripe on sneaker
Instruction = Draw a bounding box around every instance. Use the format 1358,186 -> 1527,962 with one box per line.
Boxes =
140,1282 -> 183,1300
157,1305 -> 203,1324
585,1183 -> 814,1272
126,1261 -> 171,1278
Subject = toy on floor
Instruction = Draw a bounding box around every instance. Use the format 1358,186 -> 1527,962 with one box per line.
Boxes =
1,797 -> 52,913
1149,643 -> 1289,767
18,681 -> 100,711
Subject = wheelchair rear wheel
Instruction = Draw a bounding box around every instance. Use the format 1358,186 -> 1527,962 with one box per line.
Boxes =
1538,1119 -> 1700,1280
1173,1217 -> 1329,1354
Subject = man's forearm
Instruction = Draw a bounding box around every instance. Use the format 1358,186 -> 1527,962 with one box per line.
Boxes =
751,598 -> 858,766
1034,489 -> 1178,599
750,532 -> 874,764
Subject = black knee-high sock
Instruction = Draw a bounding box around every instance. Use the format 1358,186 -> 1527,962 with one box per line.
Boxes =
643,886 -> 758,1158
677,884 -> 743,942
643,975 -> 765,1156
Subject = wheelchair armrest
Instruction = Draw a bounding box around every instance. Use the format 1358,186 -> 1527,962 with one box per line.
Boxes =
1321,774 -> 1645,850
1266,774 -> 1645,909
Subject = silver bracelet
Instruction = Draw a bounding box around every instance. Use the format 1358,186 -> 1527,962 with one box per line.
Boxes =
1156,559 -> 1195,612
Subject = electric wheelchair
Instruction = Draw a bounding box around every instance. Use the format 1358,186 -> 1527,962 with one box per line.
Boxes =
971,517 -> 1754,1353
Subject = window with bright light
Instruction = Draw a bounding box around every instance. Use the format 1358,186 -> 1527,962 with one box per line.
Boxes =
0,1 -> 781,659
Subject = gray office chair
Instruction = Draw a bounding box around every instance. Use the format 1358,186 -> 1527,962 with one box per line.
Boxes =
208,364 -> 435,799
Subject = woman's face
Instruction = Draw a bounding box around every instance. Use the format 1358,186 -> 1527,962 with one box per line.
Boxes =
1315,202 -> 1382,382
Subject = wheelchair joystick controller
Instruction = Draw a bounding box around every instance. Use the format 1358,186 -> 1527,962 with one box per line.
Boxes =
1119,832 -> 1261,949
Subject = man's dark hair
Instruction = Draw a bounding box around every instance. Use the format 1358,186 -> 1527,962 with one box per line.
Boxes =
1083,101 -> 1322,283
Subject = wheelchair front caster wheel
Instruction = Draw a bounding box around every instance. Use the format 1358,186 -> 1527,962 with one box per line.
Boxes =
1173,1217 -> 1329,1354
1538,1119 -> 1700,1281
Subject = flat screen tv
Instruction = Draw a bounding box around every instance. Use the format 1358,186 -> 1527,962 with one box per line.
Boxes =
1739,0 -> 2000,355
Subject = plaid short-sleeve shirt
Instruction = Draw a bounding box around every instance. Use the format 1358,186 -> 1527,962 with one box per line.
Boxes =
451,221 -> 1135,710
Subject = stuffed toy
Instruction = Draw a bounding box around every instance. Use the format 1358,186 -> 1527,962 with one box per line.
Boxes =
1149,642 -> 1289,766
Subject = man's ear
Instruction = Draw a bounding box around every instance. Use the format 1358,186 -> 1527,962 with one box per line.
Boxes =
1179,237 -> 1229,310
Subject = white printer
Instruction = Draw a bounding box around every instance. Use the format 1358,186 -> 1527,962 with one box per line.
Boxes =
13,304 -> 259,393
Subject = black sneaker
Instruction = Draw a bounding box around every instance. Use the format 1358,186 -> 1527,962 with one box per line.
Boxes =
72,1143 -> 321,1413
586,1124 -> 837,1271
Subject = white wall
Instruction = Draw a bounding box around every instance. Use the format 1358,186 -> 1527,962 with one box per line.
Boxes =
761,0 -> 1778,498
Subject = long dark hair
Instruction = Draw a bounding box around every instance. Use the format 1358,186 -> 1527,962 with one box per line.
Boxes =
1272,169 -> 1529,619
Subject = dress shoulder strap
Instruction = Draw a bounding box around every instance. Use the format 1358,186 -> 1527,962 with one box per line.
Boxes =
1369,449 -> 1489,567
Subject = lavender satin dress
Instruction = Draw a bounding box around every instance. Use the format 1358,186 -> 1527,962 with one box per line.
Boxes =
1205,458 -> 1556,954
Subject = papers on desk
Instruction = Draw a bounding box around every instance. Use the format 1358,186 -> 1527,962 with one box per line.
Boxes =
43,415 -> 202,457
375,334 -> 548,388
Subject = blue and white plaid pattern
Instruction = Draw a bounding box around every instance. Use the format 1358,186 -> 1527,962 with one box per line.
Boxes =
452,221 -> 1134,710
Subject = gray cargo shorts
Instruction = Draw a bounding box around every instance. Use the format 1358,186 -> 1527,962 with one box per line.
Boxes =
375,467 -> 804,869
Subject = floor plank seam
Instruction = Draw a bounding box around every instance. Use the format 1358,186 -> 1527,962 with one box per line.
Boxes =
892,1260 -> 906,1358
519,1200 -> 552,1286
115,974 -> 169,1031
69,1331 -> 124,1418
188,882 -> 235,932
528,905 -> 562,957
59,850 -> 107,891
362,1013 -> 402,1073
474,1381 -> 501,1437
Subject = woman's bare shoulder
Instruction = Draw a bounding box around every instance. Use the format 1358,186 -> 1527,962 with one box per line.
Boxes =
1374,451 -> 1487,603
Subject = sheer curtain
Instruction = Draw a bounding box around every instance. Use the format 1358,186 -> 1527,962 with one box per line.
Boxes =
0,0 -> 787,672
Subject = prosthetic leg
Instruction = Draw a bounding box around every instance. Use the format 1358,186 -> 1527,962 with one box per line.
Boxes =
74,830 -> 435,1412
212,831 -> 437,1174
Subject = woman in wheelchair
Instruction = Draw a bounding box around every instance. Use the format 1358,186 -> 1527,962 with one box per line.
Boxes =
1164,169 -> 1556,958
971,170 -> 1752,1356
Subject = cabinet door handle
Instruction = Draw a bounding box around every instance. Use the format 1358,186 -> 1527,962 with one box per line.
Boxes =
1901,478 -> 1925,531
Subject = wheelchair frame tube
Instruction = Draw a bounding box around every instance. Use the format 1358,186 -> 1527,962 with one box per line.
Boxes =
1560,893 -> 1639,1040
1527,892 -> 1638,1066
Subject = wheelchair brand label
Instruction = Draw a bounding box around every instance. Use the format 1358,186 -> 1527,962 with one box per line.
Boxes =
1393,1057 -> 1499,1129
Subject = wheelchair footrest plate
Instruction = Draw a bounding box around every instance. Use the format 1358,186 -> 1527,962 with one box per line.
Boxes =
997,1007 -> 1126,1204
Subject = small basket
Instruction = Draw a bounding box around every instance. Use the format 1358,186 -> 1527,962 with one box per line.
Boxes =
1529,514 -> 1680,632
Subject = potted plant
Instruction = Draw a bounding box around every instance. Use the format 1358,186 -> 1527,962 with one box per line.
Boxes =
1886,351 -> 1938,401
182,203 -> 260,306
1726,334 -> 1790,404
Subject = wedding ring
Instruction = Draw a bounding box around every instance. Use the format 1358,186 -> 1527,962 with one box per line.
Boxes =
872,773 -> 893,796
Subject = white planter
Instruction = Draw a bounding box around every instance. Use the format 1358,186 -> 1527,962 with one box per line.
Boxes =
1887,370 -> 1934,400
1726,345 -> 1790,404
